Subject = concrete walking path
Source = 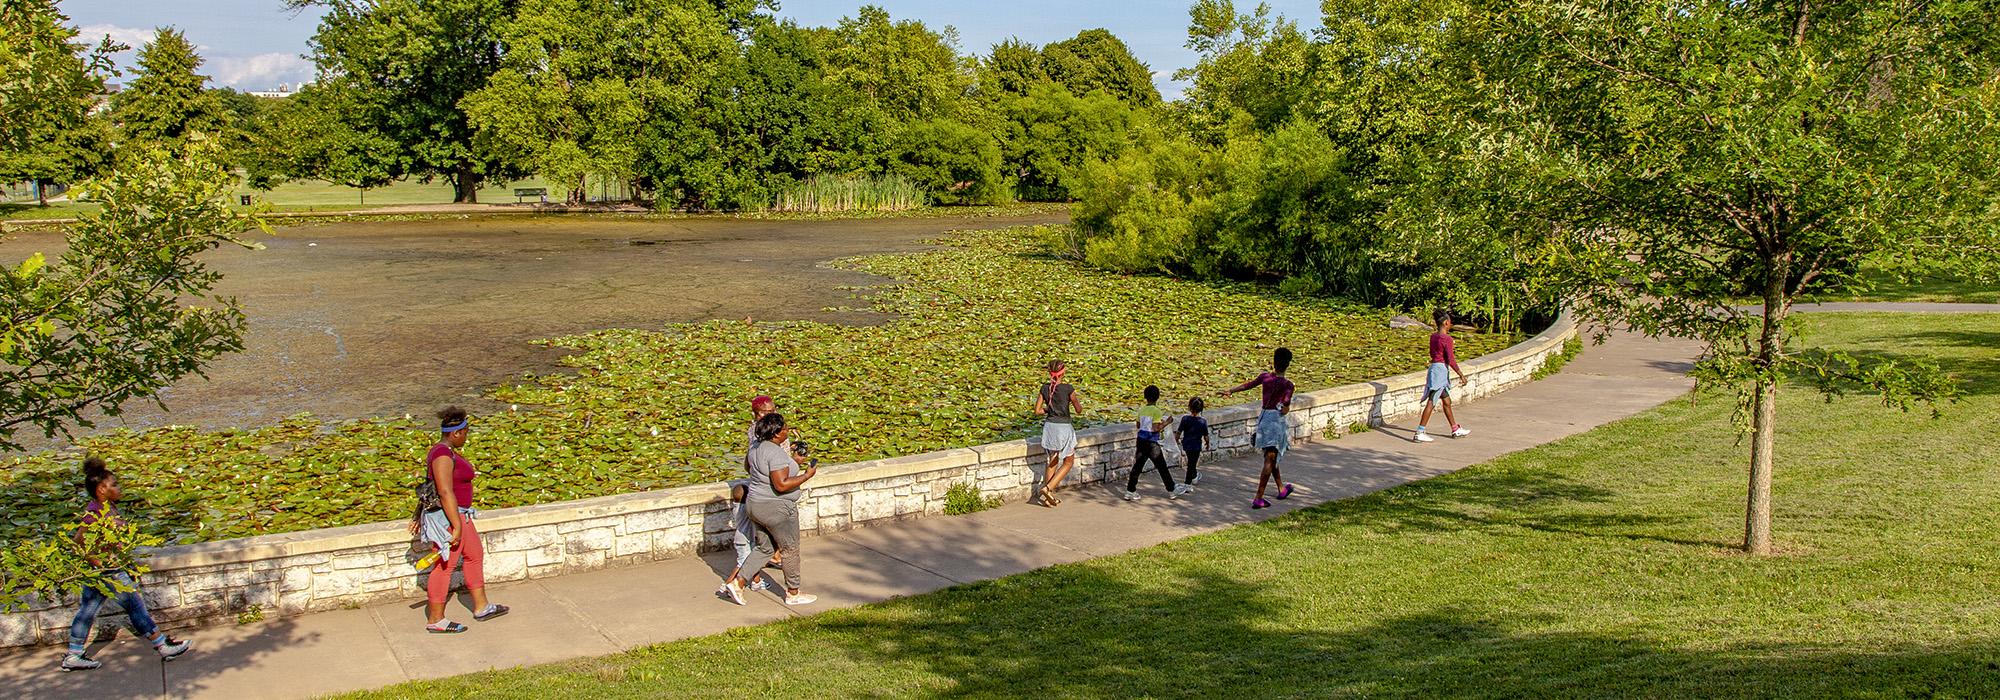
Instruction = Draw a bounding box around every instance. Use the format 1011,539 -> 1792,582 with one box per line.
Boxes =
30,305 -> 2000,698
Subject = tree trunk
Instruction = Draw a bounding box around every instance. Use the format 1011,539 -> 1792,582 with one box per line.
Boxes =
1744,251 -> 1791,555
452,163 -> 481,204
1745,378 -> 1777,555
32,179 -> 45,206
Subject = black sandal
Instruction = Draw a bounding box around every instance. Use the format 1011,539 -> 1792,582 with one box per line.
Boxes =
473,604 -> 510,621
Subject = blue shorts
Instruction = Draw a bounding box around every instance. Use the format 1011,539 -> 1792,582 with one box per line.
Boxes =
1254,409 -> 1289,459
1425,362 -> 1452,401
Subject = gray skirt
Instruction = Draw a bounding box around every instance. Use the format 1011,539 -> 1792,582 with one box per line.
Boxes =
1041,422 -> 1077,459
1254,409 -> 1289,458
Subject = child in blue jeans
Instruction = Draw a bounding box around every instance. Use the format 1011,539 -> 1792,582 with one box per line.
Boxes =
1178,397 -> 1212,486
61,457 -> 192,672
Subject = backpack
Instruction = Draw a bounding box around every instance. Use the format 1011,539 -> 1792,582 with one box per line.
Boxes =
413,445 -> 446,516
415,476 -> 443,514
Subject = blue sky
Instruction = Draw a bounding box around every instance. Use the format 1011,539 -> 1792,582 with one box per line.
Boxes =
58,0 -> 1324,98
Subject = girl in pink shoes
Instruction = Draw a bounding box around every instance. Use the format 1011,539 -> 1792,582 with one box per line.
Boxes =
1415,310 -> 1471,443
1224,348 -> 1296,509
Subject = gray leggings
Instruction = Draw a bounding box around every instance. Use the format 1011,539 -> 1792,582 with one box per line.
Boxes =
744,498 -> 802,591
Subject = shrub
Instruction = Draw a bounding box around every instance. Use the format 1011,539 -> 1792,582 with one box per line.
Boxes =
943,481 -> 1002,515
886,120 -> 1007,205
1533,337 -> 1585,381
1069,135 -> 1214,273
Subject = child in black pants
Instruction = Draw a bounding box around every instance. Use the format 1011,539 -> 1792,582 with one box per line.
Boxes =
1125,386 -> 1189,501
1178,397 -> 1211,486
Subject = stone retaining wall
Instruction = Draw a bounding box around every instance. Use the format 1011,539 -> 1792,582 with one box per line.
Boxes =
0,314 -> 1577,647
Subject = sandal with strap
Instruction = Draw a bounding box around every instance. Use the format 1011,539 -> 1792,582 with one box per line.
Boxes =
473,604 -> 510,621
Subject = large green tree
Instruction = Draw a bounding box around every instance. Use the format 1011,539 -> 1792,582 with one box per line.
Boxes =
824,5 -> 977,125
641,17 -> 874,209
1176,0 -> 1313,140
1386,0 -> 2000,554
0,0 -> 118,205
980,38 -> 1046,98
1041,28 -> 1161,106
244,79 -> 406,193
999,83 -> 1143,201
0,2 -> 254,612
110,28 -> 229,148
291,0 -> 526,202
1069,2 -> 1410,302
462,0 -> 738,205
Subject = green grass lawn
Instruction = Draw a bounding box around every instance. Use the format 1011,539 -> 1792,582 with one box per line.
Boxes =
0,177 -> 565,220
0,226 -> 1504,544
1839,268 -> 2000,304
342,312 -> 2000,699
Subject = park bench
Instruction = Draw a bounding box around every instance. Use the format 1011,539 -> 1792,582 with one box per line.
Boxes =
513,187 -> 548,203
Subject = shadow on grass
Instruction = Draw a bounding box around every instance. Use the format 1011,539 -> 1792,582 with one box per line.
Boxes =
806,560 -> 2000,698
1823,328 -> 2000,398
1895,329 -> 2000,396
1304,460 -> 1728,552
0,201 -> 53,216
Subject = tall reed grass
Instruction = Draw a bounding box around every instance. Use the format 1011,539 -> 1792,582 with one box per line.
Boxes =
768,174 -> 925,213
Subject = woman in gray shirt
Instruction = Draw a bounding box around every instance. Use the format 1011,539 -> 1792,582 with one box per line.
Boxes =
743,413 -> 819,605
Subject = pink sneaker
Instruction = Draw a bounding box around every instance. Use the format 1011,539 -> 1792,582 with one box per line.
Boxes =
1252,498 -> 1271,509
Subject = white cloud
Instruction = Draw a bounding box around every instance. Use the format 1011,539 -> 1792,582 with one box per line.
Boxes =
73,25 -> 312,90
76,23 -> 152,54
207,53 -> 315,90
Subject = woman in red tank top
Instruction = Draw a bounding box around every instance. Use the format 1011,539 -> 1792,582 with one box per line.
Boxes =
412,406 -> 508,633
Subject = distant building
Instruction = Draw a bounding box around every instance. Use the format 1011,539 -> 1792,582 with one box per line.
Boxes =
248,83 -> 304,99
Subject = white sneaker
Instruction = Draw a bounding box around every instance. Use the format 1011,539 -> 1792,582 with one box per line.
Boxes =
1450,426 -> 1471,438
1169,484 -> 1191,500
155,637 -> 192,661
748,576 -> 771,592
784,593 -> 817,606
58,654 -> 100,672
719,582 -> 745,606
1123,490 -> 1141,501
1189,474 -> 1201,486
1414,432 -> 1435,443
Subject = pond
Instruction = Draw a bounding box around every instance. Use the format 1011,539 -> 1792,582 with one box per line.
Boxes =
0,212 -> 1066,439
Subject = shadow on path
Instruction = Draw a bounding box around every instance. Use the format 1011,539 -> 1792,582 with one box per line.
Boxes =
7,616 -> 318,700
